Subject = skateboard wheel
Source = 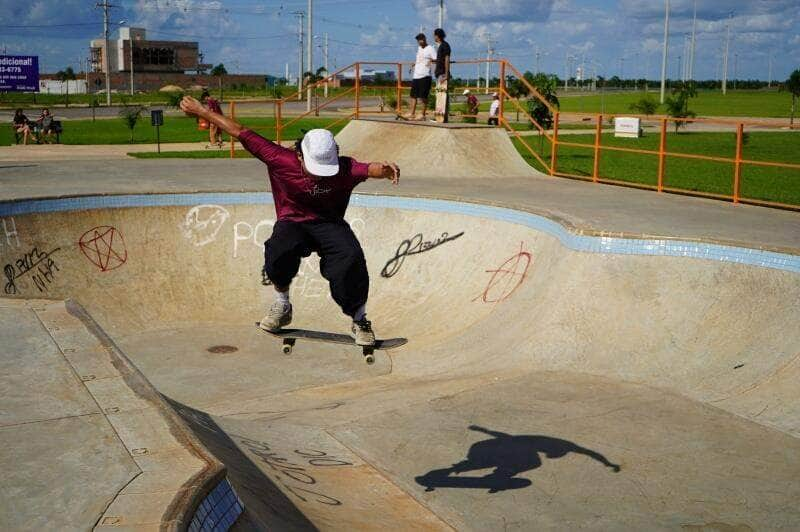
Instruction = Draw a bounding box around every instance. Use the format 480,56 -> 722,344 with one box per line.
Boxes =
363,349 -> 375,364
282,345 -> 292,355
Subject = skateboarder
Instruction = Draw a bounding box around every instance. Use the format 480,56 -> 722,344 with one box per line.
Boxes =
179,95 -> 400,346
433,28 -> 451,122
408,33 -> 437,120
488,92 -> 500,126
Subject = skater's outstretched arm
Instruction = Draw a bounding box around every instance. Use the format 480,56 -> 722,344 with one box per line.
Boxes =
574,445 -> 621,472
180,95 -> 244,138
468,425 -> 510,439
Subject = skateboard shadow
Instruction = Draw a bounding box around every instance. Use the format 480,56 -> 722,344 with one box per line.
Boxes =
415,425 -> 621,494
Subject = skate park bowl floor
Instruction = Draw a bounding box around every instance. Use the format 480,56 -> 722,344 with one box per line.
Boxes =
2,192 -> 800,530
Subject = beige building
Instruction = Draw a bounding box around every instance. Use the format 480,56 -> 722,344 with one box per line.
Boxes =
90,27 -> 199,74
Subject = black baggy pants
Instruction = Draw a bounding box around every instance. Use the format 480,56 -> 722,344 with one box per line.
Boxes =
264,220 -> 369,318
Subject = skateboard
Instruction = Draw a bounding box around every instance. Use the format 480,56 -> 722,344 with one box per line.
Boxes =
394,113 -> 412,121
256,324 -> 407,364
434,77 -> 449,123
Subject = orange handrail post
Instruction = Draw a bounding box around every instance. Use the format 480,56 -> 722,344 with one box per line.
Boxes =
733,122 -> 744,204
229,101 -> 236,159
592,114 -> 602,182
499,60 -> 506,123
275,100 -> 282,144
549,111 -> 559,176
396,63 -> 402,115
354,63 -> 361,119
657,118 -> 667,192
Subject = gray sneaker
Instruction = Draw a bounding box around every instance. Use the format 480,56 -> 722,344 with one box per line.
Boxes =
260,302 -> 292,331
351,318 -> 376,346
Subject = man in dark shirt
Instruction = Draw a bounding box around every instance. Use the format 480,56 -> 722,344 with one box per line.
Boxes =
433,28 -> 451,122
179,95 -> 400,346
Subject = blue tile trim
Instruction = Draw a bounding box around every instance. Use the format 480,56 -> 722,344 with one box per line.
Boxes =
0,192 -> 797,274
188,477 -> 243,532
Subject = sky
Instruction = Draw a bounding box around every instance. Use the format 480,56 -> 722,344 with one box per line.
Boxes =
1,0 -> 798,81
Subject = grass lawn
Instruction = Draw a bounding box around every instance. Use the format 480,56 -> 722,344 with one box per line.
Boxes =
0,116 -> 344,146
557,89 -> 795,118
513,130 -> 800,206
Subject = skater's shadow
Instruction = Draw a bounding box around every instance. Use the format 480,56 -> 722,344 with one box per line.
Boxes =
415,425 -> 621,494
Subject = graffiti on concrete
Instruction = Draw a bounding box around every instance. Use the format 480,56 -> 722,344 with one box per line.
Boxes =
381,231 -> 465,278
474,242 -> 532,303
233,434 -> 352,506
3,246 -> 61,295
180,205 -> 230,246
0,217 -> 20,249
78,226 -> 128,272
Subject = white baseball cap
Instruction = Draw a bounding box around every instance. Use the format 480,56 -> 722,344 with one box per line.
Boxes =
301,129 -> 339,177
463,89 -> 470,95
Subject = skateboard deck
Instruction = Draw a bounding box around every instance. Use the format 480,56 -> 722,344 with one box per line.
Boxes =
395,112 -> 411,121
434,77 -> 449,123
256,324 -> 407,364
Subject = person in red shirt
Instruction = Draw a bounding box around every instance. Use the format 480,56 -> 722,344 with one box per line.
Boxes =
200,89 -> 224,147
179,95 -> 400,346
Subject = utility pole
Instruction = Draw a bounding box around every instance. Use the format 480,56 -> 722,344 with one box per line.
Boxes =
535,50 -> 541,74
306,0 -> 313,112
768,54 -> 772,88
96,0 -> 116,105
438,0 -> 444,29
722,12 -> 732,95
292,11 -> 304,101
733,52 -> 738,90
689,0 -> 697,80
323,32 -> 329,98
660,0 -> 669,104
485,38 -> 495,94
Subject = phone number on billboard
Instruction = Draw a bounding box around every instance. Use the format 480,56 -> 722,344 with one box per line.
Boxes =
0,67 -> 24,74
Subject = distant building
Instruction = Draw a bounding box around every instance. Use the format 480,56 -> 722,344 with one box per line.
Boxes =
90,27 -> 199,74
337,68 -> 396,83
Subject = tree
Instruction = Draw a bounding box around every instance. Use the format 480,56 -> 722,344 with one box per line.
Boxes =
118,106 -> 145,143
629,95 -> 659,117
506,74 -> 531,121
211,63 -> 227,100
56,67 -> 76,107
663,82 -> 697,133
787,69 -> 800,127
525,74 -> 560,153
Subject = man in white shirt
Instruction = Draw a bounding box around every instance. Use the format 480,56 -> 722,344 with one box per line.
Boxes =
488,92 -> 500,126
408,33 -> 437,120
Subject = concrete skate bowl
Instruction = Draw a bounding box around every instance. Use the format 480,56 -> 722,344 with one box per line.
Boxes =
2,192 -> 800,530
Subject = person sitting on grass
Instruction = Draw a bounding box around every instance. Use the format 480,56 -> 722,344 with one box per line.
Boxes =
178,94 -> 401,346
200,89 -> 224,147
12,109 -> 36,145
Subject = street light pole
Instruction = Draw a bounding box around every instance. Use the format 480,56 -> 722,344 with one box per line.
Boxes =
292,11 -> 304,101
660,0 -> 669,104
689,0 -> 697,80
438,0 -> 444,29
306,0 -> 313,112
722,12 -> 732,95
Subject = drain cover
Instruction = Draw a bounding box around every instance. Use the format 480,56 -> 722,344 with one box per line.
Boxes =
207,345 -> 238,354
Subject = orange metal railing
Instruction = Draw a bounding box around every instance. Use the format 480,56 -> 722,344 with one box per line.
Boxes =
222,59 -> 798,211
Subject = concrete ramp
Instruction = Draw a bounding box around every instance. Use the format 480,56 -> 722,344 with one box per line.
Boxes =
336,118 -> 540,178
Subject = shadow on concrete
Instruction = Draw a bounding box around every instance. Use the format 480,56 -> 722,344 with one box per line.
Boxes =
415,425 -> 621,494
163,397 -> 317,531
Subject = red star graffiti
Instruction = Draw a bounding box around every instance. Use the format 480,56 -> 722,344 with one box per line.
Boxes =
78,226 -> 128,272
474,242 -> 532,303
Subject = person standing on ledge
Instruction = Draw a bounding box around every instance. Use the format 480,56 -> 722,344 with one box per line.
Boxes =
433,28 -> 451,122
179,95 -> 400,346
408,32 -> 437,120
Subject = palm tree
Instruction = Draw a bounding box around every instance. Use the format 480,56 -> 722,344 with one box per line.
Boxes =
210,63 -> 228,100
56,67 -> 76,107
664,82 -> 697,133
